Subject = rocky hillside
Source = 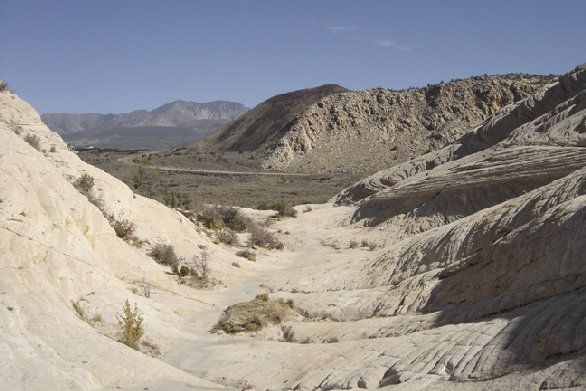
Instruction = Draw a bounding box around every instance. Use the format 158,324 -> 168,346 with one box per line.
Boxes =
262,74 -> 552,173
192,84 -> 348,152
42,100 -> 249,134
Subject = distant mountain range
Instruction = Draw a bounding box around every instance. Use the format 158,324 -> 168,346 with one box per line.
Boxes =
42,100 -> 249,149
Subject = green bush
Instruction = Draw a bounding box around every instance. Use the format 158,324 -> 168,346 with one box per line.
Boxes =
197,205 -> 250,232
271,200 -> 297,218
179,265 -> 190,277
117,300 -> 144,349
149,244 -> 180,273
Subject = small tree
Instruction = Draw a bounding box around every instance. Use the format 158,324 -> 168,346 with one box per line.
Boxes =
117,299 -> 144,349
192,249 -> 210,280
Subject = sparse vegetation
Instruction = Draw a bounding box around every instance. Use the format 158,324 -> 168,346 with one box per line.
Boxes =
0,81 -> 8,92
215,228 -> 239,246
117,300 -> 144,349
247,223 -> 283,250
212,295 -> 296,334
72,173 -> 104,209
109,216 -> 136,239
303,206 -> 313,213
73,173 -> 95,194
24,134 -> 40,150
236,249 -> 256,261
149,244 -> 180,274
255,293 -> 269,302
271,200 -> 297,218
197,205 -> 250,232
349,239 -> 359,248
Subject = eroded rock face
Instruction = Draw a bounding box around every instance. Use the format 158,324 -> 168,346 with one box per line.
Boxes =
263,74 -> 550,173
337,63 -> 586,206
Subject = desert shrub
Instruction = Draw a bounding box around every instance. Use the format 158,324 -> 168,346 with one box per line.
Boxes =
149,244 -> 180,273
72,174 -> 104,209
247,223 -> 283,250
236,249 -> 256,262
179,265 -> 190,277
303,206 -> 313,213
255,293 -> 269,302
73,173 -> 95,194
272,200 -> 297,218
117,300 -> 144,349
215,228 -> 239,246
286,299 -> 295,309
111,217 -> 136,239
257,202 -> 270,210
221,207 -> 249,232
49,144 -> 57,152
24,134 -> 40,150
232,261 -> 240,268
0,81 -> 8,92
349,239 -> 359,248
212,296 -> 295,334
361,239 -> 370,247
197,205 -> 250,232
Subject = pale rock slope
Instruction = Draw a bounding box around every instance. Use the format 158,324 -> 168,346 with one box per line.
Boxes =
0,90 -> 247,390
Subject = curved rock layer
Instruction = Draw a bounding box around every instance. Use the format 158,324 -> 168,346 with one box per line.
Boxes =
338,63 -> 586,206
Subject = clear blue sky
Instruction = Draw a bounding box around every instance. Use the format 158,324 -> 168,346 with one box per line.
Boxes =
1,0 -> 585,114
